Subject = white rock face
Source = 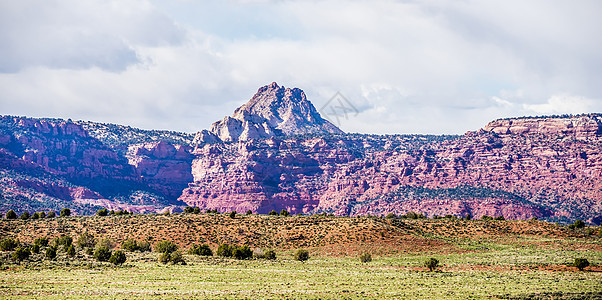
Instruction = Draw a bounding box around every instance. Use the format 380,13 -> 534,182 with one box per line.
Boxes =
205,82 -> 343,142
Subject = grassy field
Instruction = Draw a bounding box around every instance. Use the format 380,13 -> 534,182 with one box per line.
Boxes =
0,214 -> 601,299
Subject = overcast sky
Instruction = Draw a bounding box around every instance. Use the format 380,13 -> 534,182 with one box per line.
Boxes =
1,0 -> 601,134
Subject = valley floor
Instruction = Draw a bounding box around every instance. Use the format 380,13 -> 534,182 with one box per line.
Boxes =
0,214 -> 601,299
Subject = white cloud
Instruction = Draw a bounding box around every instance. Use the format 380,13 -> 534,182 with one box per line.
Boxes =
0,0 -> 601,134
523,94 -> 595,115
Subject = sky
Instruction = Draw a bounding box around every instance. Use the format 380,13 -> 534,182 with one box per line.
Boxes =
1,0 -> 601,134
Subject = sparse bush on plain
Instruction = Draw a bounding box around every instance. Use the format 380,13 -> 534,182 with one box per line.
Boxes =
56,235 -> 73,248
424,258 -> 440,271
66,245 -> 76,257
574,258 -> 590,271
47,211 -> 56,218
77,233 -> 96,249
246,210 -> 252,215
184,207 -> 194,213
122,239 -> 140,252
96,239 -> 114,250
280,209 -> 289,217
109,250 -> 127,265
217,244 -> 234,257
385,213 -> 397,219
96,208 -> 108,216
188,244 -> 213,256
268,210 -> 278,216
60,208 -> 71,217
360,253 -> 372,263
34,237 -> 49,247
233,245 -> 252,260
20,211 -> 30,220
159,250 -> 186,265
569,220 -> 586,230
193,207 -> 201,214
94,247 -> 111,262
0,238 -> 19,251
229,211 -> 236,219
31,244 -> 40,254
481,215 -> 493,220
495,216 -> 505,221
253,248 -> 277,260
294,249 -> 310,262
45,246 -> 57,260
13,247 -> 31,262
31,212 -> 39,219
138,241 -> 151,252
5,210 -> 17,219
154,240 -> 178,254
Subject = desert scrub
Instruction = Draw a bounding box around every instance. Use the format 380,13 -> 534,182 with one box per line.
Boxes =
294,249 -> 310,262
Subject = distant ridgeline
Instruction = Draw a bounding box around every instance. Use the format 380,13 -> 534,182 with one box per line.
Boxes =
1,84 -> 601,225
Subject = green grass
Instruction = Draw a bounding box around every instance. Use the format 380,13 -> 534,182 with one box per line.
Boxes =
0,247 -> 600,299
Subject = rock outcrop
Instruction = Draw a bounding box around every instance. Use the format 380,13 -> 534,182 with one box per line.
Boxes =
1,85 -> 601,224
207,82 -> 343,142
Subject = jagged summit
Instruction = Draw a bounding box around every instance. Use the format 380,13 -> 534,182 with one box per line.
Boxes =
201,82 -> 343,142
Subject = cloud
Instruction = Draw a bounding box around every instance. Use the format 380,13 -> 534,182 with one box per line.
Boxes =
523,94 -> 595,115
0,0 -> 185,72
0,0 -> 601,134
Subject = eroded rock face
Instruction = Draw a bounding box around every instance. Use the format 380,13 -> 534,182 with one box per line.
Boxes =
208,82 -> 343,142
180,114 -> 602,223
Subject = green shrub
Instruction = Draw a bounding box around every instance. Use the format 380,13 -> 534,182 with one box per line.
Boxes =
574,258 -> 590,271
229,211 -> 237,219
60,208 -> 71,217
465,214 -> 472,220
385,213 -> 397,219
280,209 -> 289,217
66,245 -> 76,257
216,244 -> 233,257
96,208 -> 108,216
31,244 -> 40,254
294,249 -> 310,262
13,247 -> 31,262
85,247 -> 94,256
424,258 -> 440,271
154,241 -> 178,254
189,244 -> 213,256
193,207 -> 201,214
569,220 -> 586,230
31,212 -> 39,219
494,216 -> 505,221
268,210 -> 278,216
96,239 -> 114,250
109,250 -> 127,265
481,215 -> 493,220
138,241 -> 151,252
360,253 -> 372,263
47,211 -> 56,218
254,248 -> 277,260
77,233 -> 96,249
56,235 -> 73,247
0,238 -> 19,251
34,237 -> 49,247
246,210 -> 252,215
184,207 -> 194,213
233,245 -> 252,260
20,211 -> 30,220
5,210 -> 17,219
122,239 -> 139,252
159,250 -> 185,265
94,247 -> 111,262
45,247 -> 57,260
38,211 -> 45,219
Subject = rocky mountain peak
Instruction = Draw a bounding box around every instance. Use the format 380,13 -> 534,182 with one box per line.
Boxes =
205,82 -> 343,142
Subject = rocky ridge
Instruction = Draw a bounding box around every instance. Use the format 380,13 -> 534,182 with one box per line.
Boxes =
1,84 -> 601,224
